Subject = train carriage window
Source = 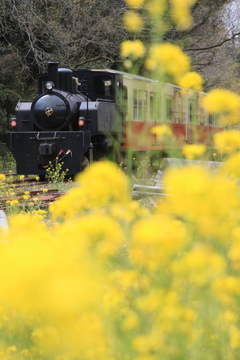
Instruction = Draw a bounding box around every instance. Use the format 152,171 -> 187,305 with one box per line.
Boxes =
156,94 -> 161,121
177,95 -> 184,123
166,98 -> 172,122
122,85 -> 128,117
94,75 -> 114,99
139,90 -> 147,121
133,89 -> 138,120
189,101 -> 196,123
133,89 -> 148,121
139,91 -> 143,120
150,93 -> 156,121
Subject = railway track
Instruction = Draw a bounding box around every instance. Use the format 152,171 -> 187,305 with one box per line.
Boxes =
0,176 -> 68,210
0,158 -> 224,213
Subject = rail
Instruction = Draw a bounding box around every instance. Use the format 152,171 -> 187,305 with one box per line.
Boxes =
132,158 -> 223,200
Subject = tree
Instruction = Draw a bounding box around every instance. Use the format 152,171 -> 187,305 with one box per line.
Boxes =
164,0 -> 239,91
0,0 -> 128,97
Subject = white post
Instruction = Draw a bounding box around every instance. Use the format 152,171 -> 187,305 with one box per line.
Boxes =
0,210 -> 8,230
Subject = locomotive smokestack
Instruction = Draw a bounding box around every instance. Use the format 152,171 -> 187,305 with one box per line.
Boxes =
48,61 -> 59,88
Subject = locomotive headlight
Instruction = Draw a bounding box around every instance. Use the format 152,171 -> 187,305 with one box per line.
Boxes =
45,81 -> 54,90
78,117 -> 85,126
11,118 -> 17,127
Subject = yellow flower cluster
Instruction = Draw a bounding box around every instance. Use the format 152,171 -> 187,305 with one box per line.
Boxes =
151,124 -> 173,139
161,165 -> 239,239
182,143 -> 206,159
123,10 -> 144,32
50,161 -> 131,220
121,39 -> 145,59
213,130 -> 240,153
146,0 -> 166,17
203,89 -> 240,125
178,71 -> 204,91
123,0 -> 196,32
170,0 -> 197,30
221,152 -> 240,181
125,0 -> 145,8
145,43 -> 191,81
2,153 -> 240,359
0,173 -> 6,182
210,130 -> 240,181
130,214 -> 189,271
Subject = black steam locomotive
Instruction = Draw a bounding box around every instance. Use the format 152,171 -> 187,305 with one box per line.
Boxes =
6,61 -> 125,176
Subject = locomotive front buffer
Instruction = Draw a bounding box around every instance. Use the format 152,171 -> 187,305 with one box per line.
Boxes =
6,130 -> 91,176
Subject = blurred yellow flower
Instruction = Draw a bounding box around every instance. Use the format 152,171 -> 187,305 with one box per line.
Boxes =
50,161 -> 130,220
123,11 -> 144,32
212,276 -> 240,306
0,174 -> 6,182
121,40 -> 145,59
122,310 -> 139,330
130,215 -> 189,271
151,124 -> 172,139
182,144 -> 206,160
178,71 -> 204,91
170,0 -> 197,30
220,152 -> 240,181
9,199 -> 19,206
23,194 -> 30,200
213,130 -> 240,153
146,0 -> 166,17
161,165 -> 240,239
229,326 -> 240,349
125,0 -> 145,8
172,245 -> 226,286
145,43 -> 191,81
203,89 -> 240,124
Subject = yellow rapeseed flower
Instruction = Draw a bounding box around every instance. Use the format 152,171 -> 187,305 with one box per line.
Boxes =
203,89 -> 240,125
145,43 -> 191,81
170,0 -> 197,30
121,40 -> 145,59
213,130 -> 240,153
125,0 -> 145,8
220,152 -> 240,181
50,161 -> 131,220
182,144 -> 206,160
129,215 -> 189,271
23,194 -> 30,200
122,310 -> 139,330
9,200 -> 19,206
0,174 -> 6,182
53,213 -> 125,259
161,166 -> 240,239
151,124 -> 172,140
178,71 -> 204,91
229,326 -> 240,349
212,276 -> 240,306
146,0 -> 166,18
172,245 -> 226,287
123,11 -> 144,32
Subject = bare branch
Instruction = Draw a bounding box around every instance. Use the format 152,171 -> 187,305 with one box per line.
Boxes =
185,31 -> 240,51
